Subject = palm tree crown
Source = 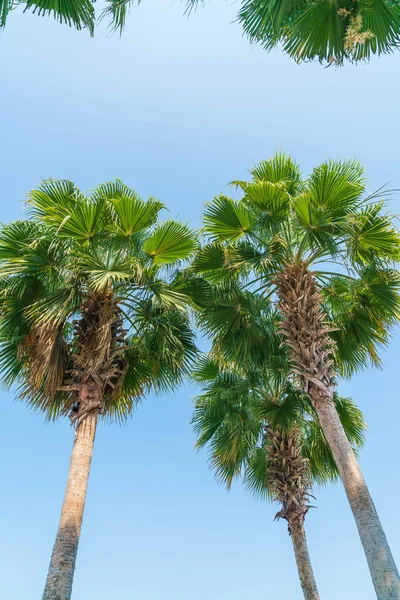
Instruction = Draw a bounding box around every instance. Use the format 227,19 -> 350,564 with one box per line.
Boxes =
0,179 -> 199,420
193,355 -> 365,496
238,0 -> 400,64
195,153 -> 400,375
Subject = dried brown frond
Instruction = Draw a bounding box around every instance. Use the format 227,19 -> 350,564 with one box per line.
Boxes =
65,291 -> 128,423
19,321 -> 67,398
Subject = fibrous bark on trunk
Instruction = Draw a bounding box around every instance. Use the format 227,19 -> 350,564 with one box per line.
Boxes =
42,292 -> 128,600
277,262 -> 400,600
267,426 -> 320,600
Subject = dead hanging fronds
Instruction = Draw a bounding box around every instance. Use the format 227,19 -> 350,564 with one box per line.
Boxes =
65,291 -> 129,421
19,321 -> 67,398
73,292 -> 117,375
18,291 -> 130,423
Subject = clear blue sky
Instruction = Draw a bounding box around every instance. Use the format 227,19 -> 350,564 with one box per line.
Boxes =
1,2 -> 400,599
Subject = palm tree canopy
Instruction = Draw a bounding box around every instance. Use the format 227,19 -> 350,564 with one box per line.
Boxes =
192,352 -> 366,496
0,179 -> 203,421
238,0 -> 400,64
192,153 -> 400,376
0,0 -> 142,34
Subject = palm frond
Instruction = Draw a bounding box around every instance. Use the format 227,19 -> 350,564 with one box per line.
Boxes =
143,221 -> 198,265
100,0 -> 139,34
24,0 -> 95,33
203,196 -> 253,242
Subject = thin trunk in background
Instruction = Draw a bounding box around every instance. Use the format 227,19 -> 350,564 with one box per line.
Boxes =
289,519 -> 320,600
267,426 -> 320,600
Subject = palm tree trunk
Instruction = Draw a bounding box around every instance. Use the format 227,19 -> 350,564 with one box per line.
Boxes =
42,412 -> 98,600
277,262 -> 400,600
314,398 -> 400,599
267,426 -> 320,599
288,519 -> 320,600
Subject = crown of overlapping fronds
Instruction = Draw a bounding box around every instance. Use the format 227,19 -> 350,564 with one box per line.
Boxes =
238,0 -> 400,64
186,0 -> 400,64
192,350 -> 366,500
192,153 -> 400,377
0,179 -> 206,421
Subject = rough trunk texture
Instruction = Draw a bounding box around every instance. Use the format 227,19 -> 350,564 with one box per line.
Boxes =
277,262 -> 400,600
42,292 -> 128,600
267,426 -> 320,600
316,399 -> 400,600
42,411 -> 98,600
289,519 -> 320,600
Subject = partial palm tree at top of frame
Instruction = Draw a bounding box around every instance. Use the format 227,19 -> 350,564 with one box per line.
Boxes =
186,0 -> 400,65
0,179 -> 206,600
0,0 -> 138,34
192,344 -> 366,600
3,0 -> 400,65
191,152 -> 400,600
237,0 -> 400,65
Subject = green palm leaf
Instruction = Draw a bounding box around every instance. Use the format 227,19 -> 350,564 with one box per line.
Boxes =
192,352 -> 366,496
203,196 -> 253,241
24,0 -> 94,32
100,0 -> 138,33
249,153 -> 302,191
143,221 -> 198,265
111,195 -> 163,238
0,0 -> 13,27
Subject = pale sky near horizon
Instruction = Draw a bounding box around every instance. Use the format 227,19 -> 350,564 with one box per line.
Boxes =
1,2 -> 400,599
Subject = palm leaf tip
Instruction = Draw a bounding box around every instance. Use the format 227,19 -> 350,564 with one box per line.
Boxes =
100,0 -> 140,34
143,221 -> 198,265
24,0 -> 95,33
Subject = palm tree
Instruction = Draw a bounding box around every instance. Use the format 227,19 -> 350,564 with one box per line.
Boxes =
238,0 -> 400,64
0,0 -> 138,34
193,153 -> 400,599
192,353 -> 366,600
0,179 -> 201,600
0,0 -> 94,32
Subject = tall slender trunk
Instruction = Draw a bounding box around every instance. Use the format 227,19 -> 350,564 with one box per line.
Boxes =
315,398 -> 400,599
277,262 -> 400,600
288,519 -> 320,600
42,412 -> 98,600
